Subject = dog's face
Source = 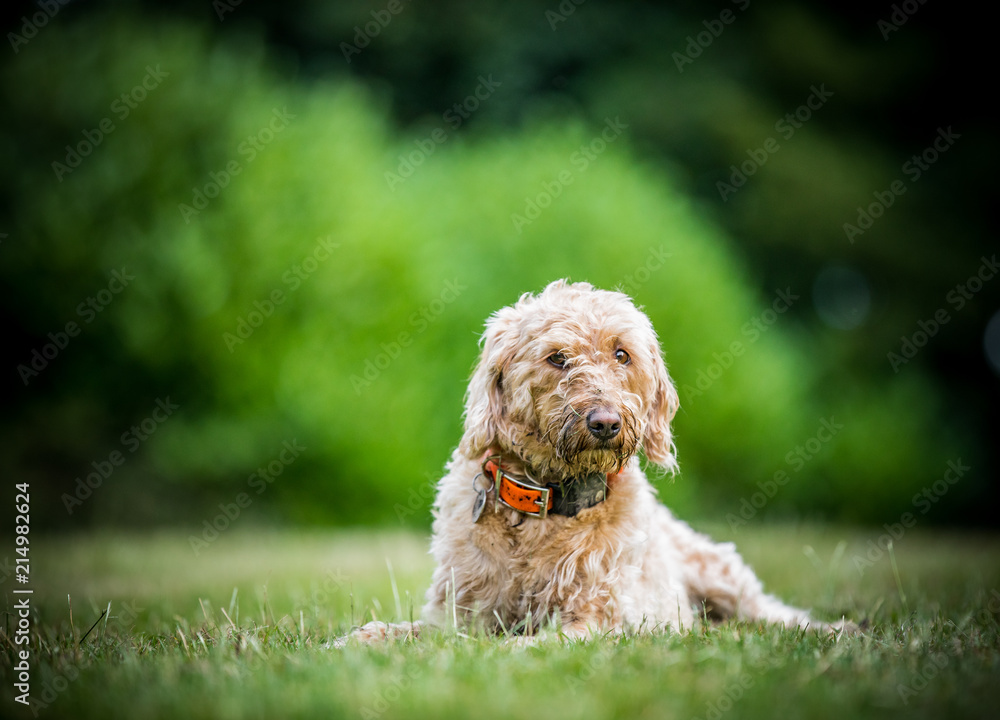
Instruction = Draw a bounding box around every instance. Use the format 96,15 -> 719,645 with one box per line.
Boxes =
460,280 -> 679,477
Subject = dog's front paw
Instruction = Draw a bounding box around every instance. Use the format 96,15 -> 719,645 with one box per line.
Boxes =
328,621 -> 422,648
821,617 -> 863,637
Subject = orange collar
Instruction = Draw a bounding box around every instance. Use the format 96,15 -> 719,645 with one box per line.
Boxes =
476,453 -> 616,520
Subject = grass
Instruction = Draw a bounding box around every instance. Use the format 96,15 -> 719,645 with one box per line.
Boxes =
3,524 -> 999,719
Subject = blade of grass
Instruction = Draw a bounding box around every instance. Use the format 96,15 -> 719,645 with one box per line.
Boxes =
386,558 -> 402,620
888,541 -> 910,617
79,609 -> 107,645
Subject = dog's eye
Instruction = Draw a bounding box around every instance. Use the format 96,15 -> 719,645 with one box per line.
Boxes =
615,349 -> 631,365
547,352 -> 568,368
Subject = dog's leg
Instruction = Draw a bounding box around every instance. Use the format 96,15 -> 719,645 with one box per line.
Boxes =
663,514 -> 833,631
329,620 -> 423,648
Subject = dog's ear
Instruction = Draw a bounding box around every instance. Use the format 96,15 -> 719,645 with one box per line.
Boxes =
459,309 -> 519,459
642,346 -> 680,472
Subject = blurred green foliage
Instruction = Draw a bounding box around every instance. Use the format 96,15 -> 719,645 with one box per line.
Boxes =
0,7 -> 989,530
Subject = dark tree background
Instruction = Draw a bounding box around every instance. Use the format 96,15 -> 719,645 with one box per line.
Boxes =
1,0 -> 995,531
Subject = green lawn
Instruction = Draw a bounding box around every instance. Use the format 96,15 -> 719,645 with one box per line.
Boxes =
3,525 -> 999,719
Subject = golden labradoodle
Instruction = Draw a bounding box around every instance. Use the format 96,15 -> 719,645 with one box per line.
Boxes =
343,280 -> 849,643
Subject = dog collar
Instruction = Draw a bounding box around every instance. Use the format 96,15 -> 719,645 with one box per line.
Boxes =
474,454 -> 614,521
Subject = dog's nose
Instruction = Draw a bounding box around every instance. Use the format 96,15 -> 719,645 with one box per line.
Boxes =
587,408 -> 621,440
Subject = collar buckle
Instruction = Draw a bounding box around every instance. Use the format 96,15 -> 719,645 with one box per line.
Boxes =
497,471 -> 550,519
483,456 -> 553,519
531,485 -> 550,520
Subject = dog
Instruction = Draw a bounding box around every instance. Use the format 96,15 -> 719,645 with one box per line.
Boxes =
340,280 -> 849,644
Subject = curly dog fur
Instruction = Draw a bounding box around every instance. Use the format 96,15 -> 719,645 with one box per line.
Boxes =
341,280 -> 848,644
